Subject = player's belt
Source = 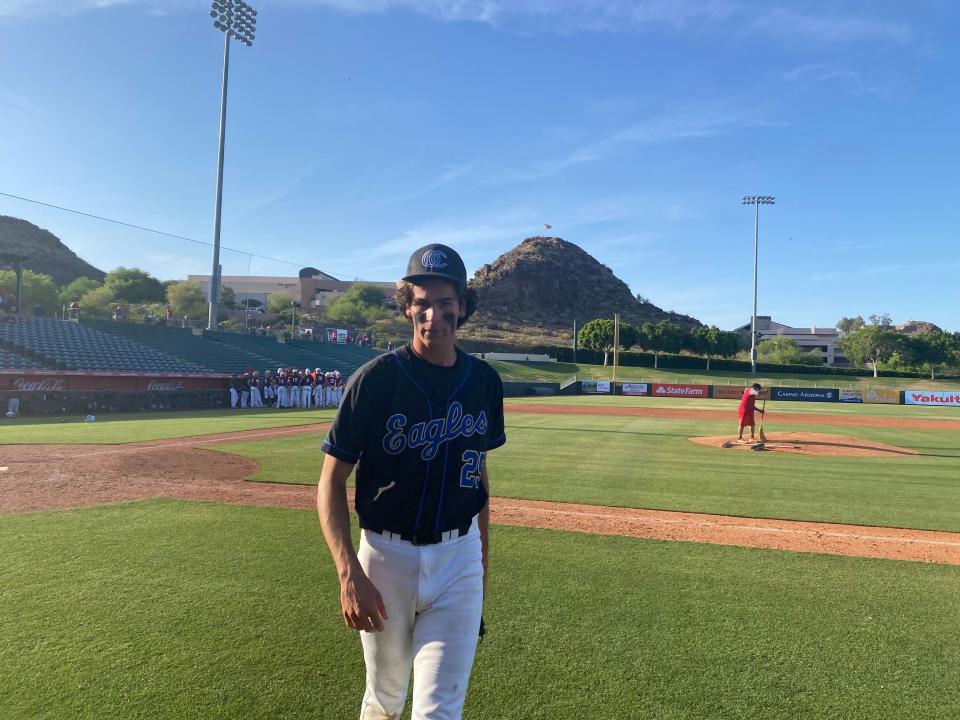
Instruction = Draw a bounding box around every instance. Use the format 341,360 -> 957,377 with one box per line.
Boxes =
367,518 -> 473,546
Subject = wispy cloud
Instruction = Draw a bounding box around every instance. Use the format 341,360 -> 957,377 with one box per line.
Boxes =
754,9 -> 912,45
781,63 -> 897,99
501,106 -> 781,183
811,264 -> 906,283
368,160 -> 477,209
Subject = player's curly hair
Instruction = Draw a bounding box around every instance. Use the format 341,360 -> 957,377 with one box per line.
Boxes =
395,281 -> 478,328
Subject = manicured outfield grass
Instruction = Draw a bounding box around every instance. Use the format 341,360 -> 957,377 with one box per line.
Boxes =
488,359 -> 959,390
1,501 -> 957,719
507,394 -> 960,421
0,407 -> 336,445
208,406 -> 960,532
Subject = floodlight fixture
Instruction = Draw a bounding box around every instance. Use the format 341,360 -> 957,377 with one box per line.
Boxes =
741,193 -> 776,374
207,0 -> 258,330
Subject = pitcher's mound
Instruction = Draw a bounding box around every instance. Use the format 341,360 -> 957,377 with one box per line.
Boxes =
690,431 -> 917,458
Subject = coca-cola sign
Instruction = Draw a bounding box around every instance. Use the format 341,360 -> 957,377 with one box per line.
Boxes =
146,380 -> 186,392
12,377 -> 66,392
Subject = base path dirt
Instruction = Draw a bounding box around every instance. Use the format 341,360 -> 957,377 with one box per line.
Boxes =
689,431 -> 918,458
508,402 -> 960,431
1,424 -> 958,565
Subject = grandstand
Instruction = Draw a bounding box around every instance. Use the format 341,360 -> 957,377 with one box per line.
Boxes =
0,346 -> 48,370
86,322 -> 379,375
0,318 -> 203,373
0,317 -> 380,377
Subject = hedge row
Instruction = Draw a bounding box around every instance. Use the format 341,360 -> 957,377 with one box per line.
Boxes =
455,339 -> 959,380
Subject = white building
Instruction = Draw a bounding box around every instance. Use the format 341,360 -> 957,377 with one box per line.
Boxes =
732,316 -> 847,366
188,267 -> 395,312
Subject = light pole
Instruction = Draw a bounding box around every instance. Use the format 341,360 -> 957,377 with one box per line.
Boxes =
741,195 -> 775,374
207,0 -> 257,330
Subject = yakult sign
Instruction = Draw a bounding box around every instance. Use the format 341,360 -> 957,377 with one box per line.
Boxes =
904,390 -> 960,407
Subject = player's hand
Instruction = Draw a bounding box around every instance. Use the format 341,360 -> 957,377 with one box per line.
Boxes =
340,568 -> 388,632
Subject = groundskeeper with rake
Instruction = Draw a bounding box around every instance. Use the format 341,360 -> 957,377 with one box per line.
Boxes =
317,243 -> 505,719
737,383 -> 765,443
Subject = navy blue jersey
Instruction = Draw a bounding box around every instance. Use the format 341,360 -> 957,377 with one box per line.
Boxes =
322,345 -> 505,536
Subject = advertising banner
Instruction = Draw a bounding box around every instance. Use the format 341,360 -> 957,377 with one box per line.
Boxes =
582,380 -> 611,394
326,328 -> 349,344
0,372 -> 230,393
711,385 -> 771,400
652,383 -> 708,399
904,390 -> 960,407
621,382 -> 649,396
839,389 -> 863,403
771,387 -> 839,403
863,388 -> 901,405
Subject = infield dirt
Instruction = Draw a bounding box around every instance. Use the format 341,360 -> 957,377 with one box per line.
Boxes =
2,410 -> 958,565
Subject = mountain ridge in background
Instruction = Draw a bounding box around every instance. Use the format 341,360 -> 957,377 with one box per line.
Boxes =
467,236 -> 701,332
0,215 -> 105,285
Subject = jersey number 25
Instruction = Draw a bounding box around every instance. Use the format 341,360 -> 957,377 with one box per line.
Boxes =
459,450 -> 486,489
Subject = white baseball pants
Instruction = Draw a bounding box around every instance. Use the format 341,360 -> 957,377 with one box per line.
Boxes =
357,522 -> 483,720
301,386 -> 312,407
250,387 -> 262,407
229,388 -> 238,408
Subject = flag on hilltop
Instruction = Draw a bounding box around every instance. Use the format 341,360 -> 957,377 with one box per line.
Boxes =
543,223 -> 552,230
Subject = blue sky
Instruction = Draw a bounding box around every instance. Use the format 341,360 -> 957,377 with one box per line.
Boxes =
1,0 -> 957,330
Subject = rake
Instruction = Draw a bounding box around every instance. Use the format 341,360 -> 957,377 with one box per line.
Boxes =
758,399 -> 768,443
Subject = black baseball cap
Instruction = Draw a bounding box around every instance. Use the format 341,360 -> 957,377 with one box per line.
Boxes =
402,243 -> 467,286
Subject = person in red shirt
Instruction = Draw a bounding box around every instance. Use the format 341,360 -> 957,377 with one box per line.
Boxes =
737,383 -> 764,442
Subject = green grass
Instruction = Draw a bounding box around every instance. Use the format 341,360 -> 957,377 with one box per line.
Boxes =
1,500 -> 958,719
489,359 -> 958,390
506,394 -> 960,421
208,407 -> 960,532
0,407 -> 336,445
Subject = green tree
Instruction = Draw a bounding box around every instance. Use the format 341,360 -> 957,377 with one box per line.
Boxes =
166,280 -> 208,322
685,325 -> 740,370
220,285 -> 237,308
267,292 -> 298,315
838,326 -> 903,377
640,320 -> 683,369
78,285 -> 118,319
836,316 -> 866,336
0,269 -> 60,316
59,277 -> 102,305
757,337 -> 822,366
908,331 -> 955,379
104,267 -> 166,303
326,283 -> 392,325
578,318 -> 638,366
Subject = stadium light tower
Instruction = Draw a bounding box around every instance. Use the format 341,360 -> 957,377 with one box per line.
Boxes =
207,0 -> 257,330
741,195 -> 775,374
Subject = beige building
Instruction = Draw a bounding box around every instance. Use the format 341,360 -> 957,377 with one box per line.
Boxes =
733,316 -> 847,366
188,267 -> 395,313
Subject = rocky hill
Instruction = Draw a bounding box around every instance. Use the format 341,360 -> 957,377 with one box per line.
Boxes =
0,215 -> 104,285
467,236 -> 700,332
896,320 -> 943,335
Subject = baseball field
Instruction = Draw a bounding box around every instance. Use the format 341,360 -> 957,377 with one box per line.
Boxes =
2,394 -> 959,718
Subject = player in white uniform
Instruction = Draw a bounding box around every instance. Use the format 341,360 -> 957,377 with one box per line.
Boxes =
317,243 -> 506,720
301,368 -> 314,408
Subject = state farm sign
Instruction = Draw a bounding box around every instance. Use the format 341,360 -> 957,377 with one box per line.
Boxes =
904,390 -> 960,407
12,377 -> 66,392
652,383 -> 708,398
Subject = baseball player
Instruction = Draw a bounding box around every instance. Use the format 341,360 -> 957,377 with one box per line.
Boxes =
313,368 -> 324,408
240,373 -> 251,409
250,371 -> 263,408
317,243 -> 505,720
229,374 -> 240,409
737,383 -> 765,442
277,370 -> 288,408
301,368 -> 314,408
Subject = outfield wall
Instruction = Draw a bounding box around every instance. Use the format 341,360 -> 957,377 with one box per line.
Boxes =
1,370 -> 231,416
566,381 -> 960,407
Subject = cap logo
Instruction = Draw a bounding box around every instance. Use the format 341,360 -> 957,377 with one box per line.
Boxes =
421,249 -> 448,270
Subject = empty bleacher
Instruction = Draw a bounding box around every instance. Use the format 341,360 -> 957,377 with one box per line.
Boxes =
0,318 -> 204,373
87,322 -> 380,376
0,345 -> 49,370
